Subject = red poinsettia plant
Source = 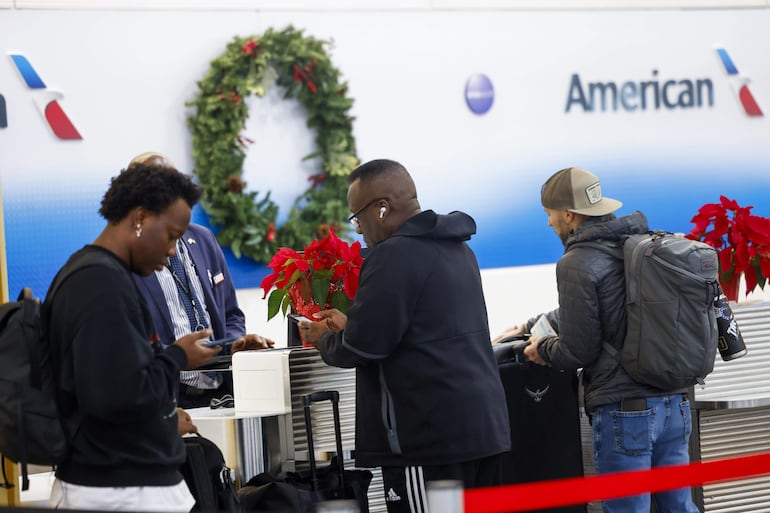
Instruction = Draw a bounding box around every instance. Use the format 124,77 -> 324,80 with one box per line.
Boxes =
686,195 -> 770,302
260,228 -> 363,321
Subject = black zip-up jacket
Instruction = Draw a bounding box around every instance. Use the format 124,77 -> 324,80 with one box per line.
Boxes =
318,210 -> 511,468
46,246 -> 188,487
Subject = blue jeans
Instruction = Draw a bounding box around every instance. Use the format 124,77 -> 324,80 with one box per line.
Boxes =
591,394 -> 701,513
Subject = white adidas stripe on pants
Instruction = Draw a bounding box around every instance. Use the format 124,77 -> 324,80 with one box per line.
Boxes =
403,466 -> 428,513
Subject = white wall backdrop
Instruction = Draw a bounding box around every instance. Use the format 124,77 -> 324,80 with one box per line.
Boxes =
1,6 -> 768,341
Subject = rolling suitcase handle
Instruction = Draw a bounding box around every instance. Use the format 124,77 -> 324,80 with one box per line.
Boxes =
301,390 -> 346,493
493,337 -> 531,366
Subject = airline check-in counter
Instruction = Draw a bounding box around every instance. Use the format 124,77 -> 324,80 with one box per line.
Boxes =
690,301 -> 770,513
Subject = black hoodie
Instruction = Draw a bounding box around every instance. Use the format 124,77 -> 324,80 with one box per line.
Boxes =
318,210 -> 511,467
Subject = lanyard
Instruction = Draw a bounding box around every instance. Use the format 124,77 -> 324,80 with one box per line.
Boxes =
167,243 -> 206,331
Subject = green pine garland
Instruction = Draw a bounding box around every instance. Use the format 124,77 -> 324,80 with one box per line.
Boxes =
187,26 -> 359,263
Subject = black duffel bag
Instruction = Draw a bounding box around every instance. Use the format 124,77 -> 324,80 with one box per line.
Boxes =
239,456 -> 372,513
239,391 -> 372,513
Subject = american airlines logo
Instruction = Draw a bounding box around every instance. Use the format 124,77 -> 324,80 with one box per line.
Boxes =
2,53 -> 83,139
714,48 -> 763,117
565,48 -> 763,117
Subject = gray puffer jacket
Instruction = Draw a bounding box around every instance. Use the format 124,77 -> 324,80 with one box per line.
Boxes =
531,211 -> 683,411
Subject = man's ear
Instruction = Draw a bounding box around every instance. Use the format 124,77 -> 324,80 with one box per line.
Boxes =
564,210 -> 579,230
566,210 -> 586,230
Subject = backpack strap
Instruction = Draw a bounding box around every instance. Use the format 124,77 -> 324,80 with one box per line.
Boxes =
41,249 -> 125,384
42,249 -> 126,465
570,239 -> 624,259
19,290 -> 42,390
570,239 -> 627,359
46,250 -> 126,303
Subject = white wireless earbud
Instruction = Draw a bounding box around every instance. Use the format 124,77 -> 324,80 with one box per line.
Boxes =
379,207 -> 386,218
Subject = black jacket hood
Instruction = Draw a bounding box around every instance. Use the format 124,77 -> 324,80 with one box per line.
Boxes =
566,210 -> 649,249
393,210 -> 476,241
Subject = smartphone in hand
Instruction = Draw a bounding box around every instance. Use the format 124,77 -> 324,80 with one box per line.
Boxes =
202,336 -> 238,348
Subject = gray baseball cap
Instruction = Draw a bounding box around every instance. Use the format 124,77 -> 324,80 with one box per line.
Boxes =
541,167 -> 622,216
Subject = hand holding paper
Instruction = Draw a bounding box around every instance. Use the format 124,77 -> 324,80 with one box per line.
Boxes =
530,314 -> 556,338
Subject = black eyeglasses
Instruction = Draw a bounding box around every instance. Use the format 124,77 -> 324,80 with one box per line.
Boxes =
348,198 -> 387,228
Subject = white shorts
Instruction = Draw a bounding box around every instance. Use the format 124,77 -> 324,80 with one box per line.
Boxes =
49,477 -> 195,512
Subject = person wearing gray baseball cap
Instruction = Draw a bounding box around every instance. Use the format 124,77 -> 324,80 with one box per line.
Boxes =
494,167 -> 700,513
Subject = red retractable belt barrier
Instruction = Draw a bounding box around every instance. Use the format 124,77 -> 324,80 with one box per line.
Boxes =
465,452 -> 770,513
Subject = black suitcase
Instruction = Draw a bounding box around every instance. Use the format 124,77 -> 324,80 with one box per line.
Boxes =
494,338 -> 587,513
239,390 -> 372,513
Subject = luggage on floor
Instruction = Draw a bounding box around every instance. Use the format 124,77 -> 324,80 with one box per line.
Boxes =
180,433 -> 239,512
239,390 -> 372,513
495,338 -> 586,513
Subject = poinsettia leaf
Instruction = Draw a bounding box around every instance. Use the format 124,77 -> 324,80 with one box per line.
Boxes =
268,248 -> 298,268
745,265 -> 759,294
687,217 -> 711,237
713,216 -> 730,237
328,226 -> 340,242
313,268 -> 334,281
719,196 -> 740,210
281,296 -> 292,317
718,248 -> 733,273
259,272 -> 280,297
759,256 -> 770,282
722,271 -> 741,302
266,288 -> 287,321
730,229 -> 744,248
311,277 -> 331,307
755,259 -> 768,290
328,290 -> 351,314
734,242 -> 751,272
350,241 -> 363,263
343,271 -> 359,300
746,215 -> 770,240
704,232 -> 724,249
274,268 -> 299,291
698,203 -> 725,217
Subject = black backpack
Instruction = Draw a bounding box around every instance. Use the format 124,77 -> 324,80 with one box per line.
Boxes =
0,251 -> 117,490
180,434 -> 239,512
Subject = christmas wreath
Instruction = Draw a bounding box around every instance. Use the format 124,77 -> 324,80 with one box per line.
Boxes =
187,26 -> 359,264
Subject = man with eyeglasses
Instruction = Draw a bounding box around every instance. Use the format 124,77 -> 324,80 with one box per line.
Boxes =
299,159 -> 511,513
